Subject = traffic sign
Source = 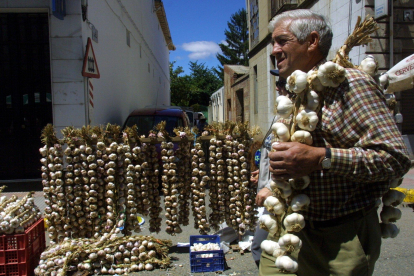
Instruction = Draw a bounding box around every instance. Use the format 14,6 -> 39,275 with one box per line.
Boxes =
82,37 -> 100,78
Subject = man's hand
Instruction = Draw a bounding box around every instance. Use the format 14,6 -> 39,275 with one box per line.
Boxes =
255,187 -> 273,207
268,142 -> 325,180
250,169 -> 259,185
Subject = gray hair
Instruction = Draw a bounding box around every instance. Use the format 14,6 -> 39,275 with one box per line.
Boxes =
268,9 -> 333,58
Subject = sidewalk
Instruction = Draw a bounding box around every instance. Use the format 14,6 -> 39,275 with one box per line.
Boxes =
400,167 -> 414,190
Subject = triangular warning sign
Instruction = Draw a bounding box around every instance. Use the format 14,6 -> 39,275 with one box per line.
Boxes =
82,37 -> 100,78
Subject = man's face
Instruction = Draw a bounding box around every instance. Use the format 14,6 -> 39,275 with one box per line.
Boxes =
271,20 -> 310,78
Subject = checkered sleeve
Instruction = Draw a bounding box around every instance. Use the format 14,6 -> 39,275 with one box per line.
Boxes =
326,69 -> 411,182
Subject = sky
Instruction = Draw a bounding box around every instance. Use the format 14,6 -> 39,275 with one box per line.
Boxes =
162,0 -> 246,76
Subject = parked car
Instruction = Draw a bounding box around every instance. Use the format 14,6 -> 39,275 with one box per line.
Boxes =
122,106 -> 191,193
122,106 -> 190,136
181,107 -> 196,127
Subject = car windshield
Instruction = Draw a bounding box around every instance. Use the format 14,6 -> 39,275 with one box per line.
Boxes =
124,115 -> 183,136
186,112 -> 194,125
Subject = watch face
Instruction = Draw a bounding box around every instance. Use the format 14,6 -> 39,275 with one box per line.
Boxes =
322,158 -> 331,169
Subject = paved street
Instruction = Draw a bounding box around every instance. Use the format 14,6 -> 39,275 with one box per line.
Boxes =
4,168 -> 414,275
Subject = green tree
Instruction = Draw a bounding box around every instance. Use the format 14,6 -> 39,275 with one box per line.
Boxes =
214,8 -> 249,80
189,61 -> 222,93
170,61 -> 222,107
169,61 -> 198,106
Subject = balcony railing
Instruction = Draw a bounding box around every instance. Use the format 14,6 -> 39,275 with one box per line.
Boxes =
271,0 -> 298,18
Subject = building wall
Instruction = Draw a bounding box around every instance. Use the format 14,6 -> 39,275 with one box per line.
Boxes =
0,0 -> 172,137
307,0 -> 366,64
210,87 -> 225,123
223,66 -> 250,124
248,45 -> 277,140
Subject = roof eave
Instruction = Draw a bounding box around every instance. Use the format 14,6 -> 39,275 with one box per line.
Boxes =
154,0 -> 176,51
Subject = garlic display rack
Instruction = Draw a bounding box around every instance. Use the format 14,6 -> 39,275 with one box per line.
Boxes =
40,122 -> 259,241
34,225 -> 172,276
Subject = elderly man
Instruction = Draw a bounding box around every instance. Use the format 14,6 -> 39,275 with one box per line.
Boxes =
258,9 -> 411,276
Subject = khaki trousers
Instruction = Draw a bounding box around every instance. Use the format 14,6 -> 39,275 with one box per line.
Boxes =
259,207 -> 381,276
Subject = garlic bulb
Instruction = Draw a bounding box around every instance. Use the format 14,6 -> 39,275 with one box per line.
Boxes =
307,70 -> 324,92
317,61 -> 346,87
290,130 -> 313,145
283,213 -> 305,232
389,178 -> 403,188
382,190 -> 406,207
380,223 -> 400,238
286,70 -> 308,94
290,194 -> 310,212
263,196 -> 285,215
296,109 -> 319,132
275,255 -> 298,273
358,55 -> 378,77
270,180 -> 292,198
260,240 -> 280,255
278,233 -> 302,252
305,90 -> 320,111
275,96 -> 294,119
289,176 -> 310,190
271,122 -> 291,142
380,206 -> 402,224
259,214 -> 278,236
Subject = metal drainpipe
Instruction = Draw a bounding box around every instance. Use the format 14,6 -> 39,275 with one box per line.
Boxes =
390,1 -> 402,131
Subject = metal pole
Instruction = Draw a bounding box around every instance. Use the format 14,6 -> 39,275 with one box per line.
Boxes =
390,0 -> 394,68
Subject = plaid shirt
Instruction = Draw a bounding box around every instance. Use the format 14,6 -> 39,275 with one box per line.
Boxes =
301,68 -> 411,221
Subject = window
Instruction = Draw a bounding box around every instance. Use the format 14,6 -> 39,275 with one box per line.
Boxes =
254,65 -> 258,114
249,0 -> 259,47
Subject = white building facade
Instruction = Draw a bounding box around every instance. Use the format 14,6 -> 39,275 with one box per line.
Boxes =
0,0 -> 174,179
210,86 -> 225,123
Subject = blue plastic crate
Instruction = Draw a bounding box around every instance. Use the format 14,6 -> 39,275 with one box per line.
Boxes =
190,235 -> 225,273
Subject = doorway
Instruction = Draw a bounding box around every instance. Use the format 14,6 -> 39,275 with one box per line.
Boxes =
236,89 -> 244,123
0,13 -> 52,179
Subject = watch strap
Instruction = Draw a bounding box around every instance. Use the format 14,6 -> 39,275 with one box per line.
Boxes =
325,147 -> 331,159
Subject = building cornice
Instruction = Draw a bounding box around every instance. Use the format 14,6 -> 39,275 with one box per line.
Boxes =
154,0 -> 175,51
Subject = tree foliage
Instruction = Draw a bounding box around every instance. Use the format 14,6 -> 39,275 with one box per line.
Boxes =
214,8 -> 249,80
170,61 -> 222,107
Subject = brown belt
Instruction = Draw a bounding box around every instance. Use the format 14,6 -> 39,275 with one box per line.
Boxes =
306,203 -> 377,229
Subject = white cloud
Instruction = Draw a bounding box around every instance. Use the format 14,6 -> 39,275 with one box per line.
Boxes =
181,41 -> 221,60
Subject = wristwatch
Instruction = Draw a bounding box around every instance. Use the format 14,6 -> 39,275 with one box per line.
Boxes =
321,148 -> 331,170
